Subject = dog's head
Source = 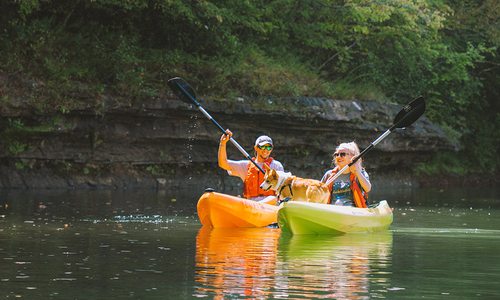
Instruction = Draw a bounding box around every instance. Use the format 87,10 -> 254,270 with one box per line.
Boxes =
260,164 -> 279,191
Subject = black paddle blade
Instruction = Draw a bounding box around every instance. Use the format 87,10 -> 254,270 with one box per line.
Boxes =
393,96 -> 425,129
167,77 -> 199,106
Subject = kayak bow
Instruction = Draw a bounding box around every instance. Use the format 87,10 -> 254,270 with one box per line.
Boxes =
278,200 -> 393,235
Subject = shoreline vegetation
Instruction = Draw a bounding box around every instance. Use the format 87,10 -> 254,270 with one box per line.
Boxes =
0,1 -> 499,185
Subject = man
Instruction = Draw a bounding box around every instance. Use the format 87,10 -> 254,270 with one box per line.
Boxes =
218,129 -> 284,201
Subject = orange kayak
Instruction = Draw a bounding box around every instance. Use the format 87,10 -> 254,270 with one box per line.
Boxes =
197,191 -> 279,228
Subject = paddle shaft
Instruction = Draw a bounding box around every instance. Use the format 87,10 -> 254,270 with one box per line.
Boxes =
173,80 -> 266,174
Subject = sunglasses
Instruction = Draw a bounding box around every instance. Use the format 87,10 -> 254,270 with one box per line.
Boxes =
334,152 -> 349,157
258,145 -> 273,151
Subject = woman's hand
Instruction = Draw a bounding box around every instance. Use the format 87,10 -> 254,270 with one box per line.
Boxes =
349,157 -> 371,192
349,157 -> 362,174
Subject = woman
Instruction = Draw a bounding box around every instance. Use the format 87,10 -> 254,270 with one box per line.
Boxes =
320,142 -> 371,207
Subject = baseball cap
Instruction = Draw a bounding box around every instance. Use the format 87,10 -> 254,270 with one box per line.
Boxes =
255,135 -> 273,146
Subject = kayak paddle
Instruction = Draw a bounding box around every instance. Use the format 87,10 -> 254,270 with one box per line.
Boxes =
325,96 -> 425,186
167,77 -> 266,174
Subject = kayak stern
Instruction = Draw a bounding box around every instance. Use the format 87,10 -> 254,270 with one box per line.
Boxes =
197,191 -> 279,228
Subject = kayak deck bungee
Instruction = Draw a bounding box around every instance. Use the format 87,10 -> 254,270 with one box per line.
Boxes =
197,191 -> 279,228
278,200 -> 393,235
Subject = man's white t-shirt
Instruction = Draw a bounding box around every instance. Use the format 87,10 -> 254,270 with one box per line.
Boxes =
226,159 -> 284,181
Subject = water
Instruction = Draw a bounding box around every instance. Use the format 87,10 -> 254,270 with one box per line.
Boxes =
1,187 -> 499,299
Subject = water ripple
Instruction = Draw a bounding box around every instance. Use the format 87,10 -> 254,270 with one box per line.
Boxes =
392,227 -> 500,238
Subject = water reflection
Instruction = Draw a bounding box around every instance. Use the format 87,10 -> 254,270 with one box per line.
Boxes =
1,187 -> 498,298
0,189 -> 196,223
194,227 -> 280,299
0,216 -> 198,299
277,233 -> 393,299
194,227 -> 393,299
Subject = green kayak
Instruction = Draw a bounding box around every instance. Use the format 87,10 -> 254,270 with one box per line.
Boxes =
278,200 -> 393,235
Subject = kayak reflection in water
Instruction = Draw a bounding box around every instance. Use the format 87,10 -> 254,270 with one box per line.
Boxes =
321,142 -> 371,207
278,232 -> 393,299
194,227 -> 393,299
218,129 -> 284,201
194,227 -> 280,299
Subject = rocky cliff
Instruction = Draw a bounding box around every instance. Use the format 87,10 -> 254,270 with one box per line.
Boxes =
0,82 -> 454,194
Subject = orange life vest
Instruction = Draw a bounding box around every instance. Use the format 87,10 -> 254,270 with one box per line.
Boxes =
327,167 -> 368,208
243,157 -> 276,199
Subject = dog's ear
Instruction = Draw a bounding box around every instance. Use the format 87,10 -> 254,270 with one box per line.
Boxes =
263,164 -> 271,172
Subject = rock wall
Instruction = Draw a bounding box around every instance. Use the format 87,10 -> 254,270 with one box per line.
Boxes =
0,91 -> 454,193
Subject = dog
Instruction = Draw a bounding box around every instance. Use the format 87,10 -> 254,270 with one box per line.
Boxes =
260,164 -> 330,204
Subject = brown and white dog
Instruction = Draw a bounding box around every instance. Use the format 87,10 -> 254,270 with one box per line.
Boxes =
260,164 -> 330,204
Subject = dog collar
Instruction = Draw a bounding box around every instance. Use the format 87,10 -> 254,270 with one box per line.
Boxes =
273,171 -> 292,191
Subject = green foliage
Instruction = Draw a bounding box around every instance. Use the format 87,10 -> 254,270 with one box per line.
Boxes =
146,165 -> 162,177
8,141 -> 28,156
5,117 -> 64,134
0,0 -> 498,174
15,160 -> 29,170
415,152 -> 467,176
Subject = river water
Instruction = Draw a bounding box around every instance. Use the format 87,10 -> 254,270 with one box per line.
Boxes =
0,187 -> 499,299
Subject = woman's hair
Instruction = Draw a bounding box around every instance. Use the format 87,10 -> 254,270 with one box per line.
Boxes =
331,141 -> 362,167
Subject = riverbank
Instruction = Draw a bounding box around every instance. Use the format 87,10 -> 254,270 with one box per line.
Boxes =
1,89 -> 458,191
1,155 -> 497,193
